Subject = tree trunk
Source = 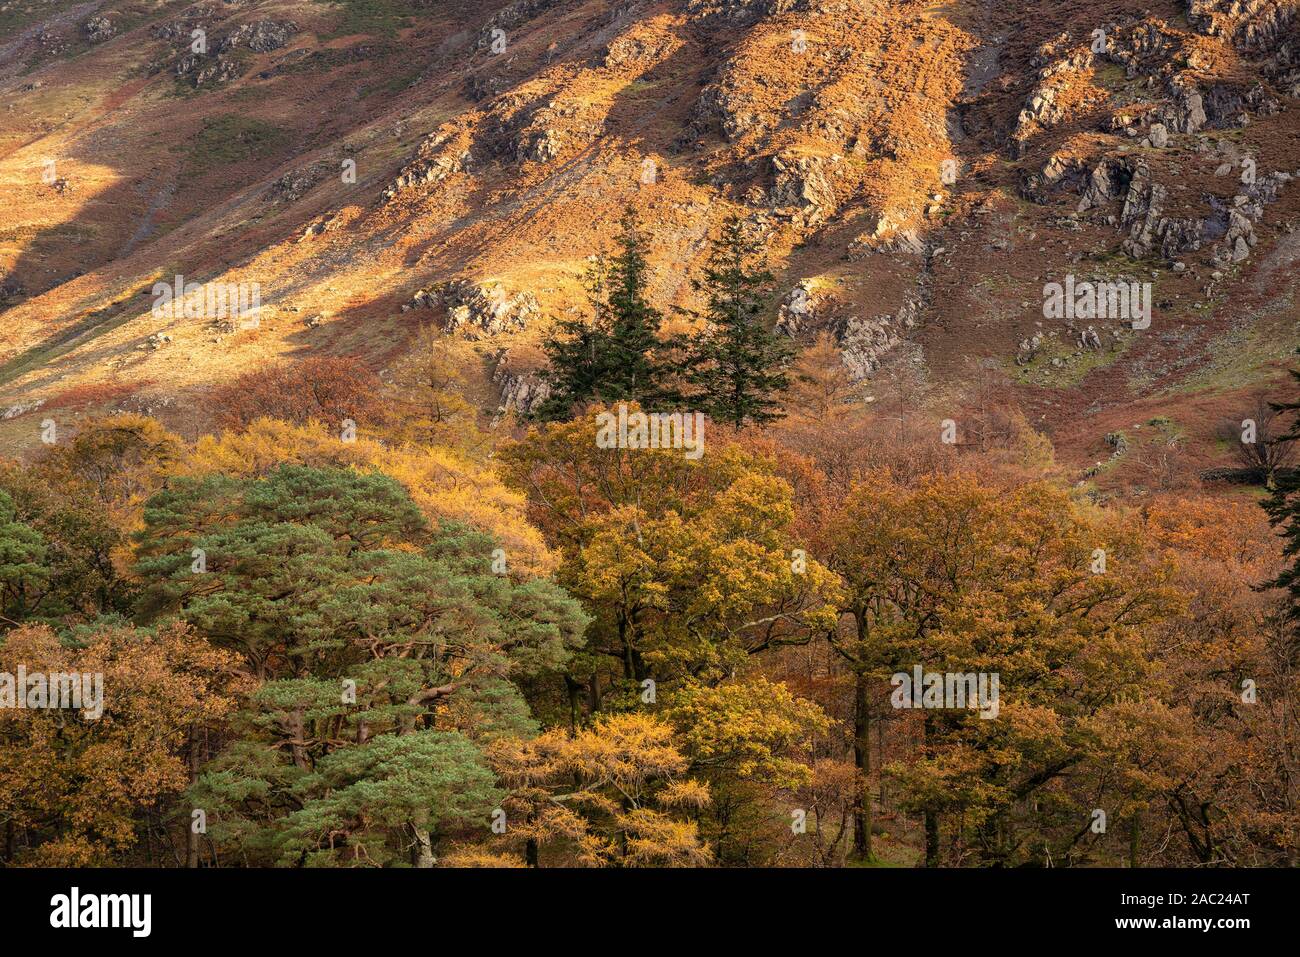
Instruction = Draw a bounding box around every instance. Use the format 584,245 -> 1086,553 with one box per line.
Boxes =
290,709 -> 310,770
186,724 -> 201,868
922,709 -> 939,866
619,614 -> 634,681
877,716 -> 886,810
925,811 -> 939,867
852,671 -> 873,860
412,815 -> 436,868
564,675 -> 582,733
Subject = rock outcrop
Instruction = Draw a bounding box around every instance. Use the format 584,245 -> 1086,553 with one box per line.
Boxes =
768,153 -> 837,227
217,20 -> 298,54
839,314 -> 903,381
83,16 -> 115,43
493,352 -> 551,416
407,280 -> 541,337
383,129 -> 475,201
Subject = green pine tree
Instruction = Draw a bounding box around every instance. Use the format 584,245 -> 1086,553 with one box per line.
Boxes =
681,217 -> 793,427
135,463 -> 588,866
534,211 -> 678,421
0,489 -> 51,625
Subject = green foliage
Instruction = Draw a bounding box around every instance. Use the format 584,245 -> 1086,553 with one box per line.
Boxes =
680,217 -> 793,426
318,0 -> 416,39
0,464 -> 127,626
196,729 -> 499,867
534,211 -> 681,421
185,115 -> 290,176
0,489 -> 50,624
136,463 -> 586,679
134,463 -> 585,865
135,466 -> 429,670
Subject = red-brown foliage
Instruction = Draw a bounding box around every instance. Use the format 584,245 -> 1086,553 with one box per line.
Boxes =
208,356 -> 390,432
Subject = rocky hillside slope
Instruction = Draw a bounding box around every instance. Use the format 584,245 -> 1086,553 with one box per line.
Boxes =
0,0 -> 1297,491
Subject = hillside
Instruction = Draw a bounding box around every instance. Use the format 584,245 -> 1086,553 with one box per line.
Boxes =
1,0 -> 1300,880
0,0 -> 1296,494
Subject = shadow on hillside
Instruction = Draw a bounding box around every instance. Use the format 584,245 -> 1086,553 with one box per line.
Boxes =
0,1 -> 505,398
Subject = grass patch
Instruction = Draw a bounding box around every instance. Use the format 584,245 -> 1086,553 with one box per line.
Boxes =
184,114 -> 291,176
317,0 -> 416,39
362,63 -> 424,96
1093,63 -> 1129,92
621,79 -> 662,96
0,284 -> 152,388
286,42 -> 398,78
0,222 -> 97,248
1163,318 -> 1300,396
1012,334 -> 1132,389
0,0 -> 85,40
844,830 -> 919,868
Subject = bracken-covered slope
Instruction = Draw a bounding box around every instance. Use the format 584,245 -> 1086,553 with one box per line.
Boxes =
0,0 -> 1297,489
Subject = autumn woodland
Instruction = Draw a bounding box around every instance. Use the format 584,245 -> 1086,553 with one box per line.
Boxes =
0,2 -> 1297,919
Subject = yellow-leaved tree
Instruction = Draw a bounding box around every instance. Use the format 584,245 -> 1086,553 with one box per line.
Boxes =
0,621 -> 246,866
499,408 -> 843,713
823,472 -> 1183,865
478,713 -> 712,867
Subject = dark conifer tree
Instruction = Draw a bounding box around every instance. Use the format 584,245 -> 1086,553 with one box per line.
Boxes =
534,211 -> 677,421
681,217 -> 793,427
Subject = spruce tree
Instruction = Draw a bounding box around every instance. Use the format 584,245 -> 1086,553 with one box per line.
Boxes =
534,211 -> 676,421
682,217 -> 793,427
602,212 -> 672,404
531,258 -> 611,422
